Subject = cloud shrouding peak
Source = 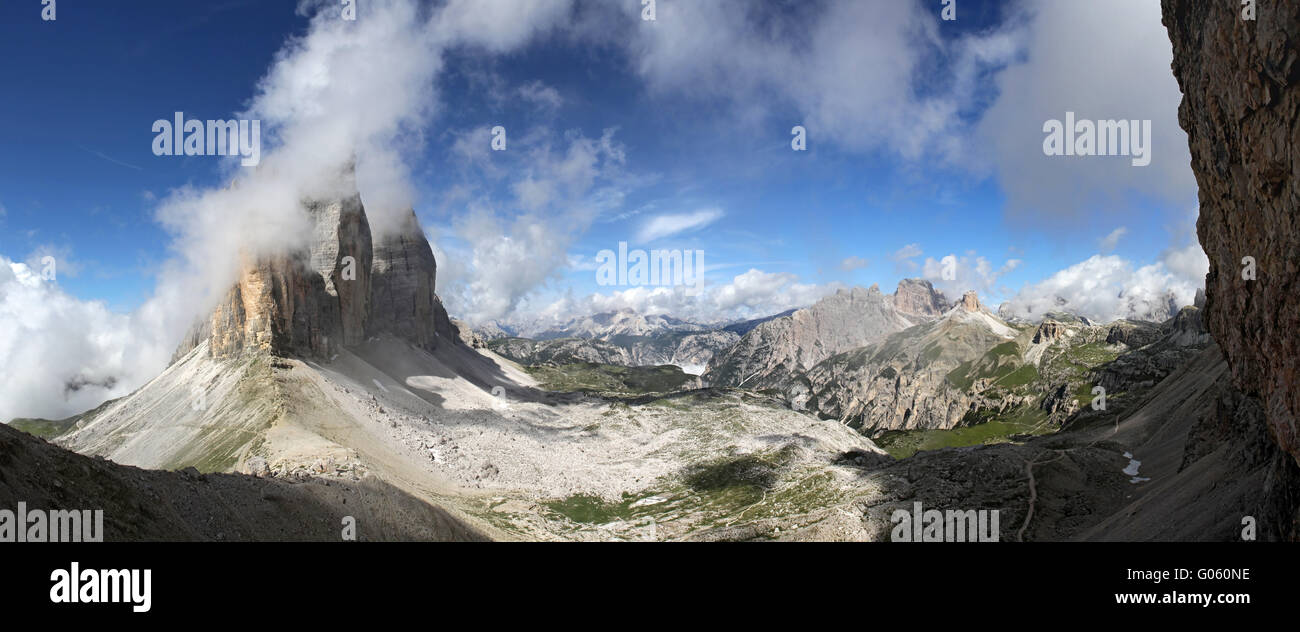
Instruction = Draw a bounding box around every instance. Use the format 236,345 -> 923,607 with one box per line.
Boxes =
997,249 -> 1207,324
636,208 -> 724,243
0,0 -> 587,420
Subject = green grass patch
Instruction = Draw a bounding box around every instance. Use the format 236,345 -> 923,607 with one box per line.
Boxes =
526,362 -> 694,395
945,360 -> 974,391
874,407 -> 1051,459
543,494 -> 637,524
8,417 -> 79,439
995,364 -> 1039,388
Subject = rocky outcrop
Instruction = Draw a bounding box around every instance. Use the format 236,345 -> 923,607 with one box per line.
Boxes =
1034,321 -> 1068,344
453,319 -> 488,349
369,208 -> 456,351
957,290 -> 982,312
799,299 -> 1021,432
176,188 -> 456,362
306,194 -> 372,347
1164,0 -> 1300,462
488,330 -> 741,374
209,253 -> 340,359
892,279 -> 949,317
704,282 -> 944,389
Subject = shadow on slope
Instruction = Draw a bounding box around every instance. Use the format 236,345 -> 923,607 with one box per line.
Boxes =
0,423 -> 488,541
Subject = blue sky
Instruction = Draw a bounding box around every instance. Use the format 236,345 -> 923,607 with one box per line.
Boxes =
2,0 -> 1200,317
0,0 -> 1208,419
0,0 -> 310,310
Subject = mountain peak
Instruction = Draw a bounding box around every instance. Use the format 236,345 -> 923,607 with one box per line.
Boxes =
892,278 -> 949,317
176,194 -> 455,362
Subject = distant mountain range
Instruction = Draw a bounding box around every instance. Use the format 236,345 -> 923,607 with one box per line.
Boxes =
479,308 -> 798,374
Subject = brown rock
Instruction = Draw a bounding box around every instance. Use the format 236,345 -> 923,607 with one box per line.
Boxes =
1034,321 -> 1068,344
1164,0 -> 1300,462
892,279 -> 950,317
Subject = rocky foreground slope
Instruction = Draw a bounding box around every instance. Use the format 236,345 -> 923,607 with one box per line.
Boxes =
0,423 -> 485,541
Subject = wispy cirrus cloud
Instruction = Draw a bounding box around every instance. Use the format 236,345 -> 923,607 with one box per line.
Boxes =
839,256 -> 869,272
635,207 -> 724,243
1099,227 -> 1128,253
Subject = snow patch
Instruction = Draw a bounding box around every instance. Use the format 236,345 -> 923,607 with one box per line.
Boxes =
1122,452 -> 1149,483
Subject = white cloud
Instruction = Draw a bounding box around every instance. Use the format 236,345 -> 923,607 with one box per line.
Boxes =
0,257 -> 173,422
891,243 -> 923,261
432,128 -> 629,323
1099,227 -> 1128,253
976,0 -> 1195,220
890,243 -> 924,273
518,80 -> 563,111
921,253 -> 1020,303
998,252 -> 1205,323
635,208 -> 724,243
1160,241 -> 1209,285
839,256 -> 869,272
616,1 -> 1017,164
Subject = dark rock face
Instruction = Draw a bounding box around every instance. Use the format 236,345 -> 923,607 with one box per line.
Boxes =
1163,0 -> 1300,462
369,209 -> 457,351
306,194 -> 372,348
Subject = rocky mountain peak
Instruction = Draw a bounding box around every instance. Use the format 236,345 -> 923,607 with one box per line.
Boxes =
958,291 -> 982,312
1033,320 -> 1068,344
176,188 -> 455,362
892,278 -> 949,317
369,208 -> 455,351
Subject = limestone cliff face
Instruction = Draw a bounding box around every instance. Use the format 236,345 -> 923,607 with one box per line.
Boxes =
892,279 -> 949,317
176,193 -> 456,362
369,208 -> 456,351
703,282 -> 937,389
208,255 -> 337,359
306,194 -> 372,348
1164,0 -> 1300,462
